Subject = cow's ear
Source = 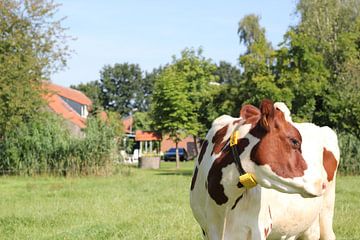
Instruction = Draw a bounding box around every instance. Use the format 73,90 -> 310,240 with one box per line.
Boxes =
240,104 -> 261,127
259,99 -> 275,132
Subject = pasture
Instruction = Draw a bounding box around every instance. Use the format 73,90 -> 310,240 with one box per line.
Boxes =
0,161 -> 359,240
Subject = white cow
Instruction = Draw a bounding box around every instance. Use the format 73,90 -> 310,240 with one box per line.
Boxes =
190,99 -> 339,240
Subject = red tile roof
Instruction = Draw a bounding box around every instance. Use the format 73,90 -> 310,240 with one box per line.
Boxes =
135,130 -> 162,141
42,82 -> 90,129
46,93 -> 87,128
43,82 -> 92,106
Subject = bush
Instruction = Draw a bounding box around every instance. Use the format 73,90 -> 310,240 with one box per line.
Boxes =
0,112 -> 120,176
338,132 -> 360,175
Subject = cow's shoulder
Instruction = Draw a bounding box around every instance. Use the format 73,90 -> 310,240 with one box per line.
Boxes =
320,126 -> 340,161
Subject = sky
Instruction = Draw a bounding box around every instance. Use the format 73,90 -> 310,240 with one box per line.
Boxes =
51,0 -> 299,87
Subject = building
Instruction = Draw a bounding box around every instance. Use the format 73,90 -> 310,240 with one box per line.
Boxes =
123,116 -> 198,159
42,81 -> 92,137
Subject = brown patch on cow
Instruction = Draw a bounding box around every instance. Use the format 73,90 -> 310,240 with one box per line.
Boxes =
264,227 -> 269,238
240,104 -> 261,127
191,167 -> 198,191
198,140 -> 208,165
323,148 -> 338,182
240,103 -> 265,139
249,100 -> 308,179
249,123 -> 267,139
211,125 -> 229,155
207,138 -> 250,205
231,195 -> 243,210
268,206 -> 272,219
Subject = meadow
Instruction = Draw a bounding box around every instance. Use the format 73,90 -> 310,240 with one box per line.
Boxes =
0,161 -> 359,240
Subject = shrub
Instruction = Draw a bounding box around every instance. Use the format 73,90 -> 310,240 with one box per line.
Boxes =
0,112 -> 121,176
338,132 -> 360,175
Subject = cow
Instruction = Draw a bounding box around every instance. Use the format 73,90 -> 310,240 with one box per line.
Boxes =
190,99 -> 339,240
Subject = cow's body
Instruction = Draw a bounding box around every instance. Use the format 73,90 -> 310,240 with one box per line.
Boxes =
190,101 -> 339,240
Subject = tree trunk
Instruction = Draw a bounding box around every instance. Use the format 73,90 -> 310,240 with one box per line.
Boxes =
175,141 -> 180,169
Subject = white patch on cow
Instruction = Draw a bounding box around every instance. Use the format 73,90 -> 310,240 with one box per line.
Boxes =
221,163 -> 244,202
238,123 -> 252,138
274,102 -> 292,122
239,133 -> 259,174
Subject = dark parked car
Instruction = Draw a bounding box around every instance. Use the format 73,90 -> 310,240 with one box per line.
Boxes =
164,148 -> 188,161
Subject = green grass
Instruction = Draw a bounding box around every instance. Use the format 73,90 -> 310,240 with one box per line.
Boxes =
0,161 -> 359,239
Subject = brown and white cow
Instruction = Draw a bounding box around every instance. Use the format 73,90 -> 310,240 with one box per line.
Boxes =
190,99 -> 339,240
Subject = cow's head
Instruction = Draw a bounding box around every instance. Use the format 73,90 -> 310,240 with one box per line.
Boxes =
241,99 -> 326,197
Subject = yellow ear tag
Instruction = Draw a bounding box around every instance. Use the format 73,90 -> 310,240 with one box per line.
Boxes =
230,131 -> 238,147
239,173 -> 257,189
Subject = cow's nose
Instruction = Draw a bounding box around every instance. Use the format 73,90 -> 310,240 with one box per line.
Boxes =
322,182 -> 327,190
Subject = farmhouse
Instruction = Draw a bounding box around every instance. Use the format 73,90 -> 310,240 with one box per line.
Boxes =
122,115 -> 198,159
42,81 -> 92,137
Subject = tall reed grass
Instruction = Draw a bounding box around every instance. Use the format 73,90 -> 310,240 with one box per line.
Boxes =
338,132 -> 360,175
0,112 -> 120,176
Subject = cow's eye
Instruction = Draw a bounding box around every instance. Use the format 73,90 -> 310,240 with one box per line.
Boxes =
289,138 -> 300,148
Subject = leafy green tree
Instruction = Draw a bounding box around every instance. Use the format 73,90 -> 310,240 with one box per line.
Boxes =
0,0 -> 71,137
211,61 -> 244,118
133,111 -> 152,131
171,48 -> 218,142
141,67 -> 162,112
275,30 -> 329,122
215,61 -> 242,85
290,0 -> 360,132
99,63 -> 145,116
151,65 -> 195,168
237,14 -> 293,107
71,81 -> 103,111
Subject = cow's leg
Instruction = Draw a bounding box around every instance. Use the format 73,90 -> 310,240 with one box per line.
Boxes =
300,215 -> 320,240
319,178 -> 336,240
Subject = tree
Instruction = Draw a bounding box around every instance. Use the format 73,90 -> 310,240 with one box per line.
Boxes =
99,63 -> 142,116
141,67 -> 162,112
171,48 -> 218,143
71,81 -> 103,112
98,63 -> 156,116
237,15 -> 293,107
211,61 -> 244,118
0,0 -> 71,137
290,0 -> 360,132
133,111 -> 152,131
151,65 -> 195,169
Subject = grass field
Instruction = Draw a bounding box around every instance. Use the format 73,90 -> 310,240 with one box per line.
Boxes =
0,161 -> 359,240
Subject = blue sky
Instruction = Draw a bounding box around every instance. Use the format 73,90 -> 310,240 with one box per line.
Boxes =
52,0 -> 299,87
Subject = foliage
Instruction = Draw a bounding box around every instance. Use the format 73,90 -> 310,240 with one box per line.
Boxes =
151,65 -> 195,142
170,48 -> 219,138
132,111 -> 152,131
141,67 -> 162,111
210,62 -> 243,117
338,132 -> 360,175
99,63 -> 153,116
0,112 -> 120,176
71,81 -> 103,112
0,0 -> 71,137
293,0 -> 360,131
151,63 -> 196,167
237,15 -> 294,108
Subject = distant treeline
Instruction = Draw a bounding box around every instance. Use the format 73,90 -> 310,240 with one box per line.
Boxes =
1,0 -> 359,175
